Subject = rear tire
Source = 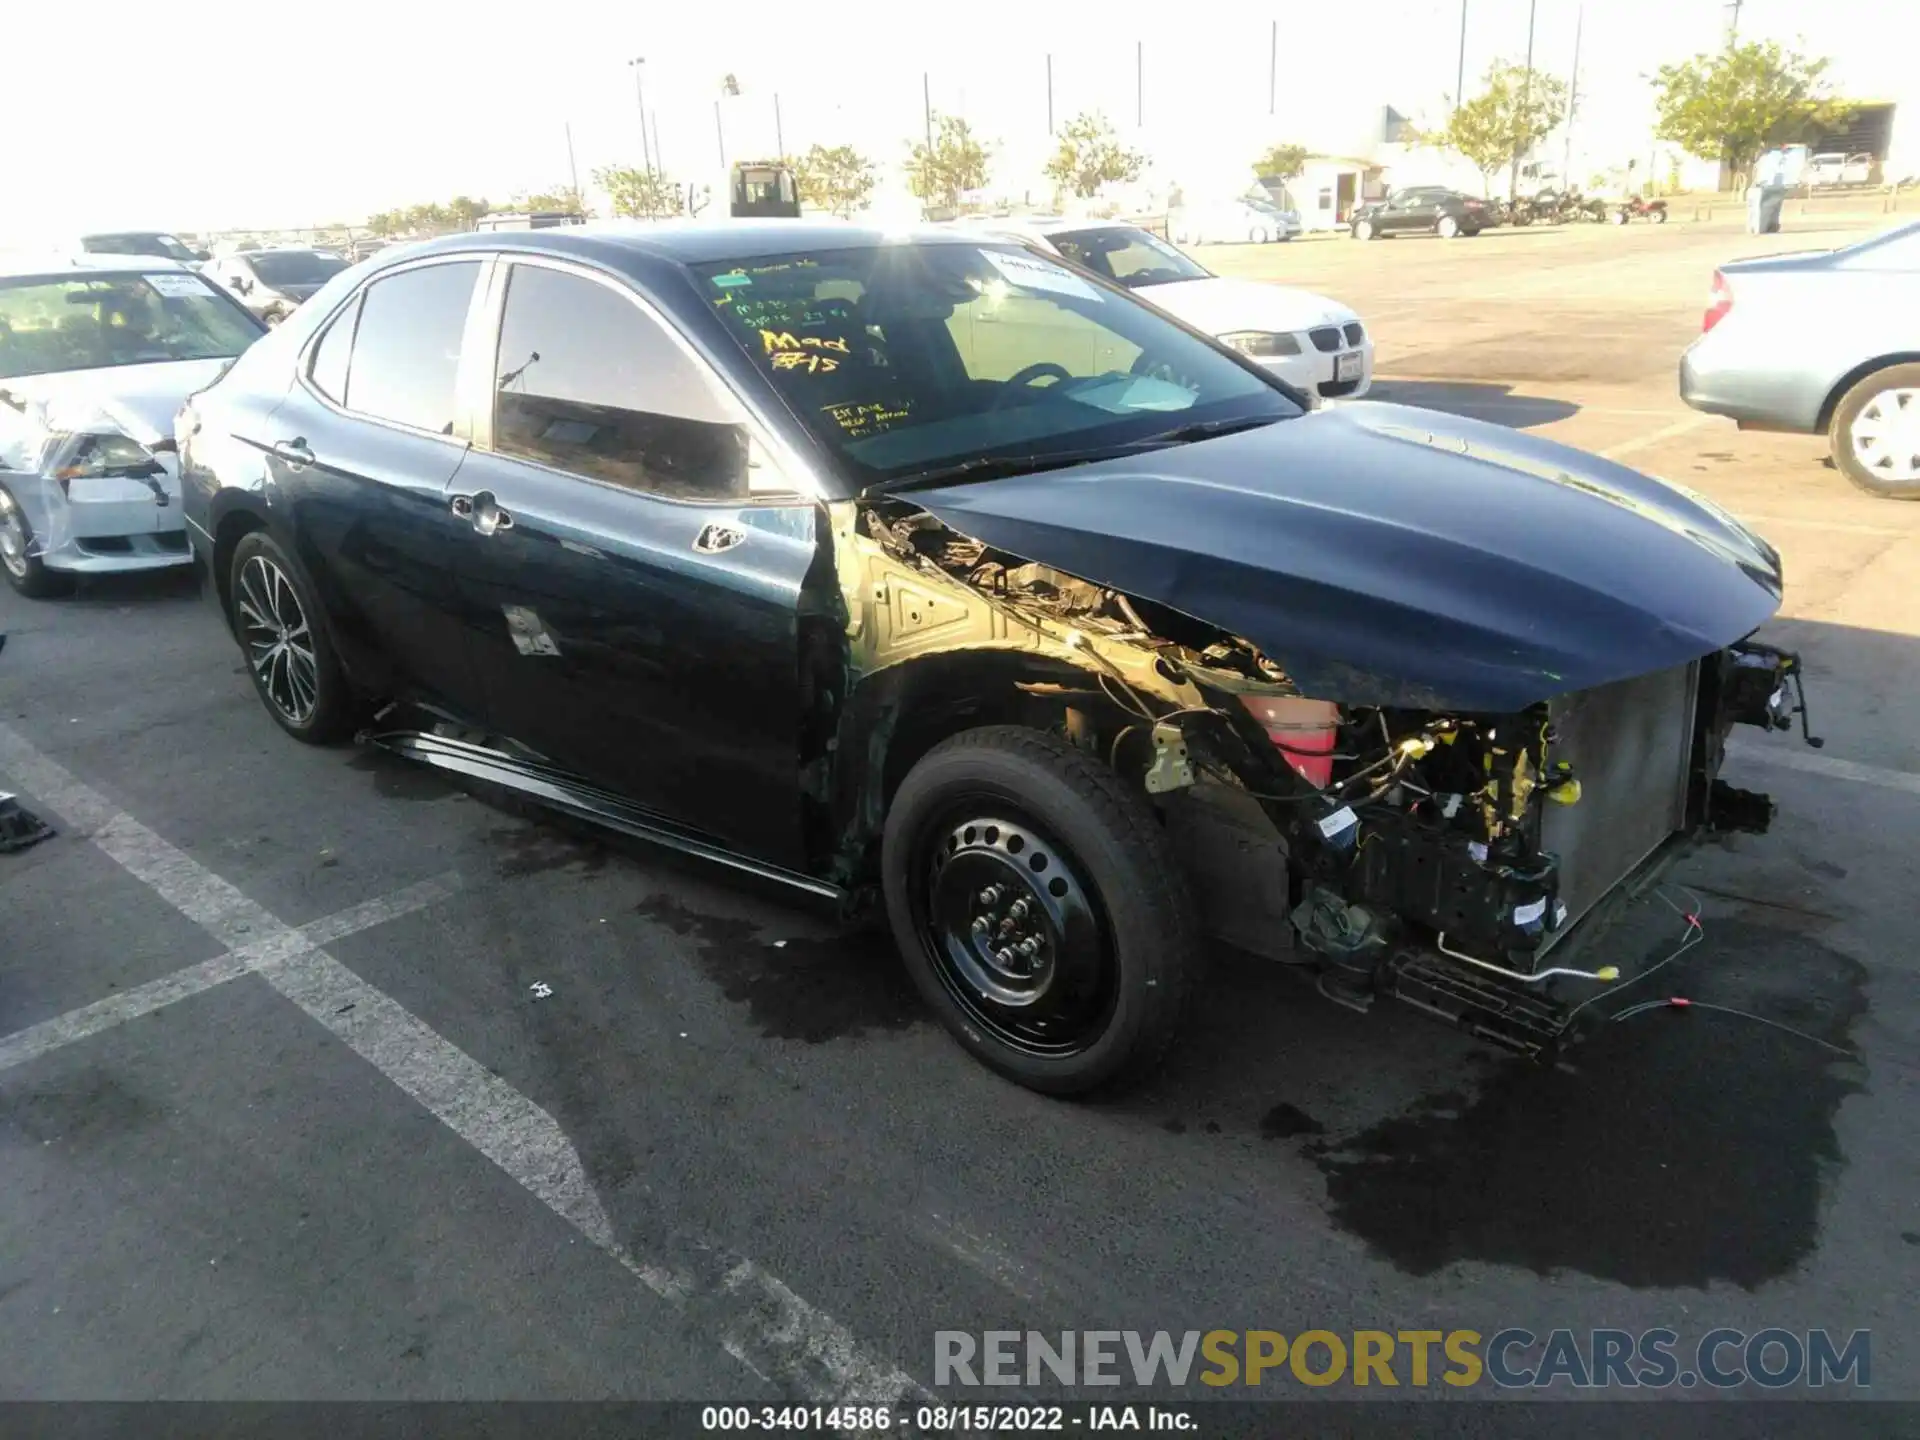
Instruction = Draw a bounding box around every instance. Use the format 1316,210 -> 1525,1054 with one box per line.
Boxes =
0,486 -> 75,599
882,726 -> 1198,1095
228,531 -> 359,741
1829,363 -> 1920,500
1437,215 -> 1460,238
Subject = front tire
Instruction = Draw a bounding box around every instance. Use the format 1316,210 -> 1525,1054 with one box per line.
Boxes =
1830,364 -> 1920,500
882,727 -> 1197,1095
1653,207 -> 1669,224
1353,219 -> 1374,240
228,531 -> 358,740
0,486 -> 75,598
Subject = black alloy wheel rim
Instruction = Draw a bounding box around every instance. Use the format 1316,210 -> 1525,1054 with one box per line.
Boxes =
235,554 -> 319,724
913,803 -> 1117,1058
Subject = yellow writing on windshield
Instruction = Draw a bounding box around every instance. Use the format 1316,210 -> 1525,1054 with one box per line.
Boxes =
771,351 -> 840,373
762,329 -> 850,356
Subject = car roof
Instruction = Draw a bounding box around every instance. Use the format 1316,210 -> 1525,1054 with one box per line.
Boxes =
399,218 -> 991,270
0,252 -> 191,281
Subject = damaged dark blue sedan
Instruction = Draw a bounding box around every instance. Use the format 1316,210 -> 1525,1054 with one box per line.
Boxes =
176,222 -> 1817,1093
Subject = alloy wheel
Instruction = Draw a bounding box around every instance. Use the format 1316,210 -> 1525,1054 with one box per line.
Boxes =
1850,388 -> 1920,484
235,553 -> 320,724
0,494 -> 28,579
915,808 -> 1116,1059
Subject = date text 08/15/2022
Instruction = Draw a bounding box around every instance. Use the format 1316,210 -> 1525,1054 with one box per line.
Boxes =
700,1406 -> 1192,1432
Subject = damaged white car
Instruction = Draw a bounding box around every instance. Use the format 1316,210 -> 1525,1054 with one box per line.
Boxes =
1,255 -> 264,597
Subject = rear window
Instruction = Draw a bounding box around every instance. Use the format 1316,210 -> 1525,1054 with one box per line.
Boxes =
249,251 -> 348,286
81,233 -> 198,263
0,273 -> 263,379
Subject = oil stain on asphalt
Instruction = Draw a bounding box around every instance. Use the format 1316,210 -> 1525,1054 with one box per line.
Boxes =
633,893 -> 922,1044
1309,921 -> 1867,1289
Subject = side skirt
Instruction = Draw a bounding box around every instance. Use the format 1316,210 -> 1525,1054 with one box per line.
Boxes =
363,728 -> 848,906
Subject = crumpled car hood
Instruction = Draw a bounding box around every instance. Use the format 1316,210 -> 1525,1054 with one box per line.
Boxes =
0,357 -> 232,450
907,401 -> 1784,711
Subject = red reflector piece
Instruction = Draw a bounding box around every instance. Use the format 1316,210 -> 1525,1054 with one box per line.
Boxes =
1239,696 -> 1340,788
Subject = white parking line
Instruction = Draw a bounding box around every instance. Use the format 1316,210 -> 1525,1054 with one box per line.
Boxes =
1728,740 -> 1920,798
0,875 -> 457,1075
1598,414 -> 1715,461
0,721 -> 924,1410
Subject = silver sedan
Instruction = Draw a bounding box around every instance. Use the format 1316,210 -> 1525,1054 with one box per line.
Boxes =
0,255 -> 265,596
1680,219 -> 1920,498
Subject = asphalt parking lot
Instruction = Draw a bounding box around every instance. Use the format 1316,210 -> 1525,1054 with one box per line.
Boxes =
3,210 -> 1918,1421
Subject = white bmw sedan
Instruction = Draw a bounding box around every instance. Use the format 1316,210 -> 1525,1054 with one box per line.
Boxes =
974,219 -> 1372,403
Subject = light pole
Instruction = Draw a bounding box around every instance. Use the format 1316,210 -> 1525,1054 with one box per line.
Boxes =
1136,40 -> 1144,128
1269,20 -> 1277,115
1046,54 -> 1054,135
627,57 -> 653,181
715,99 -> 726,171
1507,0 -> 1536,203
1455,0 -> 1468,113
1563,5 -> 1583,187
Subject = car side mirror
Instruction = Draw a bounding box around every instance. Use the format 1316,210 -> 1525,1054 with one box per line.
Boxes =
192,248 -> 211,261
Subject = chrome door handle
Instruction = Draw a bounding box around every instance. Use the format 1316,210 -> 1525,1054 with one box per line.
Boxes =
271,437 -> 314,467
451,490 -> 513,536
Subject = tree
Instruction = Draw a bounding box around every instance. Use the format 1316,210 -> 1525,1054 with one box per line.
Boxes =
593,165 -> 682,219
905,112 -> 992,210
1042,111 -> 1146,199
1652,41 -> 1850,190
792,144 -> 876,217
1252,143 -> 1309,182
1437,62 -> 1570,198
516,187 -> 592,216
448,195 -> 491,229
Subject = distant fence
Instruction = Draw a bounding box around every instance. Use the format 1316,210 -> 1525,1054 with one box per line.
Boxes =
1678,185 -> 1918,225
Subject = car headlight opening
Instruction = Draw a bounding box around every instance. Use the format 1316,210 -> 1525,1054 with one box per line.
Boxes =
1220,330 -> 1303,357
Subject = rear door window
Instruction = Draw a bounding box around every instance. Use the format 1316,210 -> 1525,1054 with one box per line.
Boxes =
341,261 -> 481,435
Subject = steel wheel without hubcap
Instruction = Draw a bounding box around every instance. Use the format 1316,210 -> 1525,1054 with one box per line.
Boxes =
1850,388 -> 1920,486
1354,220 -> 1373,240
915,808 -> 1115,1059
236,553 -> 319,724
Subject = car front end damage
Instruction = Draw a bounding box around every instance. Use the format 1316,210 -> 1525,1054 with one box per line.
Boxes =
829,406 -> 1818,1055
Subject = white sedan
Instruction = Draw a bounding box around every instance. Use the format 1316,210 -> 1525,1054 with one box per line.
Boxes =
0,255 -> 265,596
974,219 -> 1372,402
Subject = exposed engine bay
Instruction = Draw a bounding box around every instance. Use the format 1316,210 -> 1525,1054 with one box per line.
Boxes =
855,499 -> 1817,1052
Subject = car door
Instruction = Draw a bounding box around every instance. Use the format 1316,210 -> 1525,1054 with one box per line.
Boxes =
445,255 -> 822,867
261,257 -> 489,715
1379,192 -> 1419,234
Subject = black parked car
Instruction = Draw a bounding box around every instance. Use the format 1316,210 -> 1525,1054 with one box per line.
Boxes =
177,223 -> 1812,1093
1349,187 -> 1488,239
207,248 -> 351,324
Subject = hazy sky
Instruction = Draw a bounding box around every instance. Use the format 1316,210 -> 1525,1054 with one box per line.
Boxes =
10,0 -> 1907,235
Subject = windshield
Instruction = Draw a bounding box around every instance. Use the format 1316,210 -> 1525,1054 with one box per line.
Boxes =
0,273 -> 263,380
1044,227 -> 1210,290
81,232 -> 197,263
693,241 -> 1297,486
248,250 -> 348,286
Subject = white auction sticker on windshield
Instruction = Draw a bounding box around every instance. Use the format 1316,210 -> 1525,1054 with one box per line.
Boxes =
982,249 -> 1102,301
144,273 -> 212,299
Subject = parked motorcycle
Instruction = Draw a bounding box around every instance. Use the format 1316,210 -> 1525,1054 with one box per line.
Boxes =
1612,195 -> 1670,225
